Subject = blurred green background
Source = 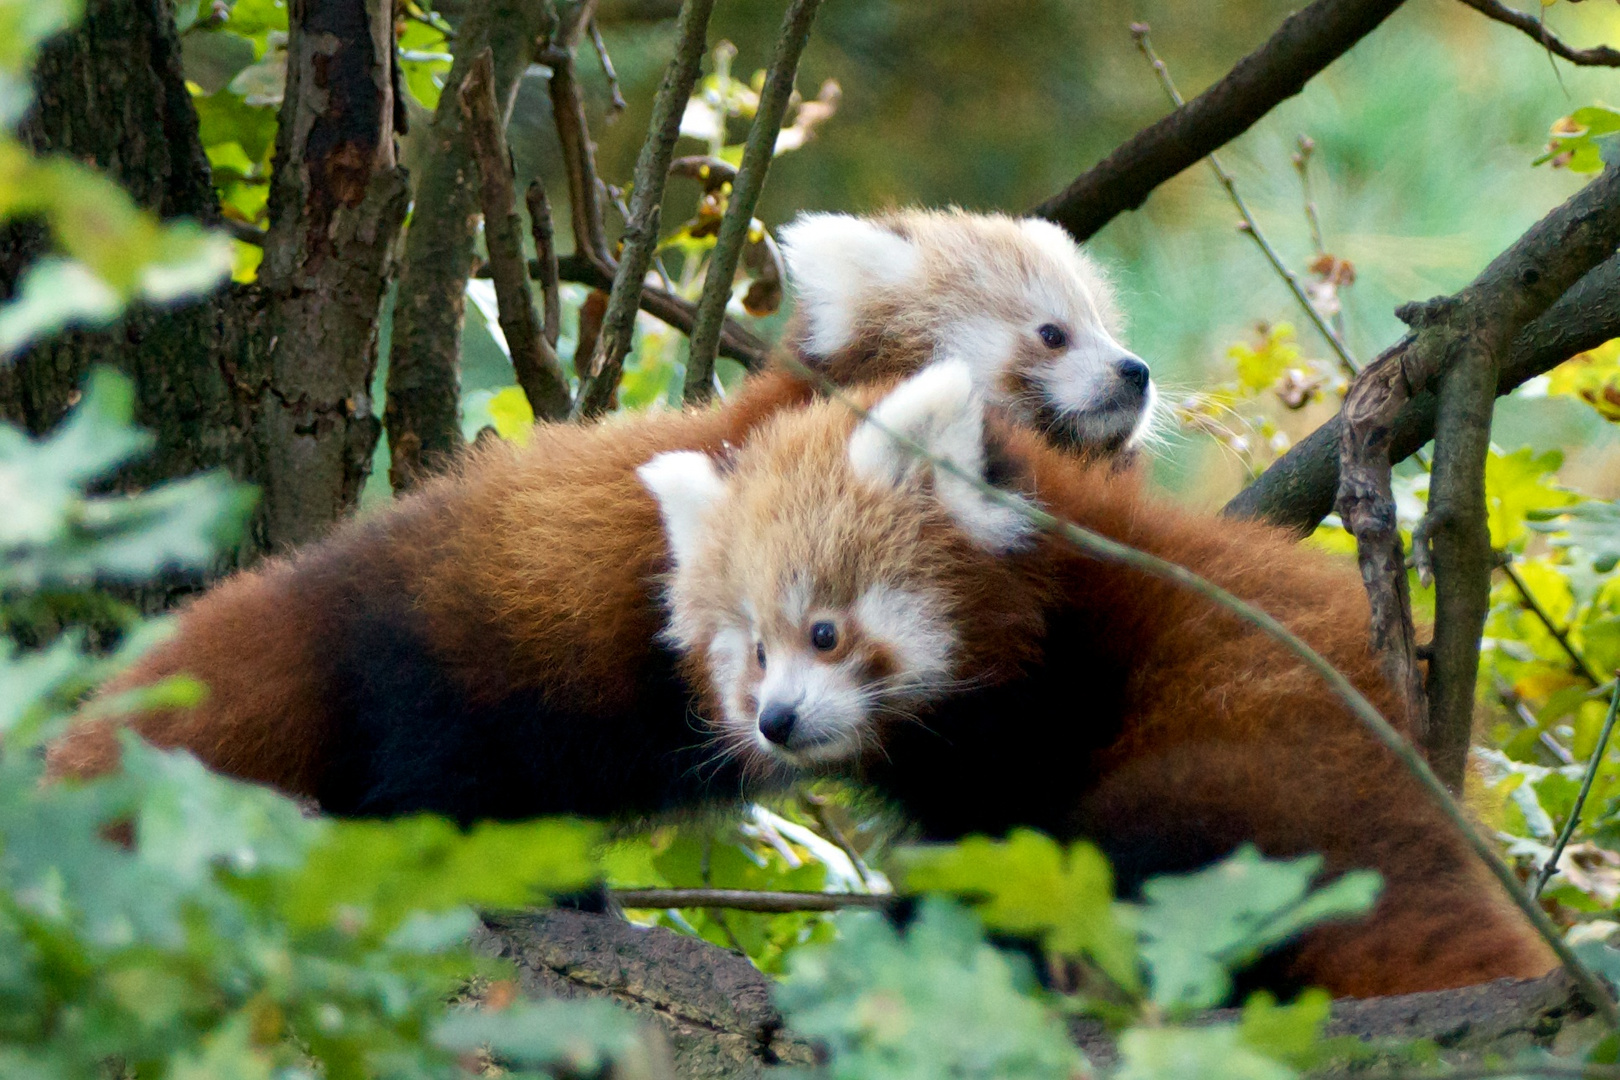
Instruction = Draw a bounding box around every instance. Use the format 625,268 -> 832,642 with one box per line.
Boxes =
480,0 -> 1620,503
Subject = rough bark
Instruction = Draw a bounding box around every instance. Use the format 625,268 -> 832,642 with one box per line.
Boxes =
1032,0 -> 1408,242
481,910 -> 1602,1079
385,0 -> 552,488
257,0 -> 409,549
0,0 -> 407,565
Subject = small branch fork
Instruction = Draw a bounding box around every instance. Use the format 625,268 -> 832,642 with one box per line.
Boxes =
1335,163 -> 1620,788
682,0 -> 824,402
1457,0 -> 1620,67
574,0 -> 718,418
1130,24 -> 1358,376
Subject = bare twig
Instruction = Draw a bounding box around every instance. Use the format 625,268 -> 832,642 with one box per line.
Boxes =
801,792 -> 879,892
1033,0 -> 1407,242
574,0 -> 717,418
1337,165 -> 1620,786
462,51 -> 571,421
1225,251 -> 1620,531
557,251 -> 768,368
1503,559 -> 1606,686
1457,0 -> 1620,66
526,182 -> 562,349
545,2 -> 613,268
772,346 -> 1620,1030
1533,675 -> 1620,897
1131,24 -> 1357,377
682,0 -> 823,401
588,16 -> 628,113
611,888 -> 892,913
222,218 -> 266,246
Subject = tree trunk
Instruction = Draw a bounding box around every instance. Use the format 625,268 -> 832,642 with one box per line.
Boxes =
0,0 -> 406,566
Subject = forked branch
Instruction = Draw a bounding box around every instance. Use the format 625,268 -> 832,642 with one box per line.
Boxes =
1457,0 -> 1620,67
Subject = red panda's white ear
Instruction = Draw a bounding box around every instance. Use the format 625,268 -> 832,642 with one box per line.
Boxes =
778,213 -> 920,357
638,451 -> 726,571
848,361 -> 1035,554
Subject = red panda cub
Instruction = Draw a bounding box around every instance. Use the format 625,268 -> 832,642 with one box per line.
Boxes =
47,210 -> 1152,825
640,362 -> 1556,998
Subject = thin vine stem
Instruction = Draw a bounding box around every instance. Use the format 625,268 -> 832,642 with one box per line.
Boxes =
1132,24 -> 1360,377
1532,675 -> 1620,897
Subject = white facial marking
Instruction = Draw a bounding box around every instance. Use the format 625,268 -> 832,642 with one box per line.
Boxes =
854,585 -> 955,690
639,451 -> 725,573
779,213 -> 921,356
849,361 -> 1035,554
753,651 -> 868,764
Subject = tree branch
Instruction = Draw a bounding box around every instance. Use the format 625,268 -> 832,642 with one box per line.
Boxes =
385,0 -> 552,488
682,0 -> 822,401
544,1 -> 613,268
1334,165 -> 1620,787
1031,0 -> 1407,242
556,252 -> 768,369
462,50 -> 571,421
1532,675 -> 1620,897
611,888 -> 892,913
1457,0 -> 1620,67
1130,24 -> 1358,376
1223,251 -> 1620,532
573,0 -> 717,418
526,182 -> 563,349
1503,559 -> 1606,686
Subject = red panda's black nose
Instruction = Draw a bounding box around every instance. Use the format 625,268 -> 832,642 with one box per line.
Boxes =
1117,356 -> 1151,394
758,703 -> 798,746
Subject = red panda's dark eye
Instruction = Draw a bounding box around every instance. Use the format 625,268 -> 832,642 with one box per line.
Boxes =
756,642 -> 766,669
810,621 -> 838,652
1037,323 -> 1068,350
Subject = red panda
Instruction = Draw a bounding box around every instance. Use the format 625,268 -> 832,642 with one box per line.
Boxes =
46,210 -> 1152,824
639,362 -> 1557,998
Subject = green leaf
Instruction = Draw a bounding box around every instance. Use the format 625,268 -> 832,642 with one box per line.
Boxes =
278,816 -> 603,937
1239,989 -> 1332,1069
1116,1024 -> 1298,1080
1534,498 -> 1620,573
775,898 -> 1088,1080
895,829 -> 1139,991
1132,846 -> 1381,1013
0,257 -> 123,357
1485,446 -> 1577,552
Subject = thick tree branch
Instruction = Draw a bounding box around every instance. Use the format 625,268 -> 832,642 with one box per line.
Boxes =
1223,251 -> 1620,532
1031,0 -> 1407,242
1333,165 -> 1620,787
574,0 -> 717,418
557,252 -> 768,369
385,0 -> 552,488
682,0 -> 822,401
462,50 -> 571,421
1457,0 -> 1620,67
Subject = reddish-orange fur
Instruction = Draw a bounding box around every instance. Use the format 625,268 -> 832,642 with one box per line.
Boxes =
46,370 -> 814,803
663,396 -> 1555,997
